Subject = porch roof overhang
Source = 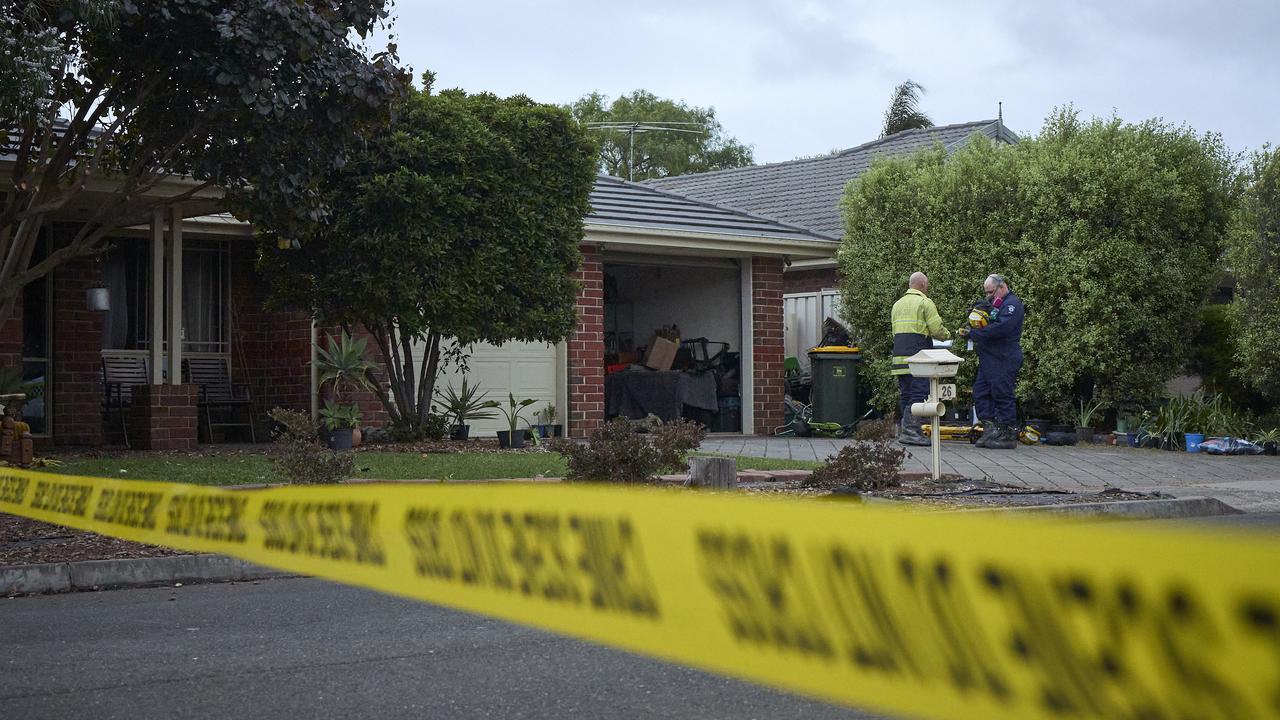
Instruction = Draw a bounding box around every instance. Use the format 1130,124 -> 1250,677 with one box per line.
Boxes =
0,157 -> 230,226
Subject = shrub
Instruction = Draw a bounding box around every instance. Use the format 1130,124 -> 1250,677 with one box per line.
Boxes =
851,418 -> 896,442
804,434 -> 905,491
268,408 -> 354,485
550,417 -> 660,483
651,418 -> 707,472
387,414 -> 449,442
839,110 -> 1239,417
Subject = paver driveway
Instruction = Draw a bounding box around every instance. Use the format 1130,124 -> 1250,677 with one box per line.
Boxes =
700,436 -> 1280,512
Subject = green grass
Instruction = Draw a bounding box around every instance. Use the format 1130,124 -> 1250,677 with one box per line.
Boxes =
46,450 -> 818,485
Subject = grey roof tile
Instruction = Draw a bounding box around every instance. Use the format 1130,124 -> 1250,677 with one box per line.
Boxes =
645,120 -> 1018,240
587,175 -> 834,244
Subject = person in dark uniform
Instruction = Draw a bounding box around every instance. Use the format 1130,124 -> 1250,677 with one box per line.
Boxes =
958,273 -> 1024,449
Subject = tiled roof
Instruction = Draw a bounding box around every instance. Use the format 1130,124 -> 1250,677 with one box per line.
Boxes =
587,175 -> 833,243
645,120 -> 1019,240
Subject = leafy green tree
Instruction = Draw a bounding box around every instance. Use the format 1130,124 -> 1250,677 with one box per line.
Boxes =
880,80 -> 933,137
567,90 -> 752,181
257,83 -> 597,431
1228,146 -> 1280,403
840,110 -> 1239,418
0,0 -> 404,327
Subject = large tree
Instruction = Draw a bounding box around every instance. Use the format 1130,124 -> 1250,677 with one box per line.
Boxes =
840,110 -> 1239,418
1228,146 -> 1280,403
256,82 -> 597,431
0,0 -> 404,327
567,90 -> 752,181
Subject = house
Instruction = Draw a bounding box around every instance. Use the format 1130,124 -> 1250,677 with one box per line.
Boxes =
645,120 -> 1020,363
0,174 -> 834,447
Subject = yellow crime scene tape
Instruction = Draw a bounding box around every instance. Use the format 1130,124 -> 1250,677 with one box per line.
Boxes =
3,466 -> 1280,720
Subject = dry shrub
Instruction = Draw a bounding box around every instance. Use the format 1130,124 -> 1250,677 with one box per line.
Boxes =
269,407 -> 354,485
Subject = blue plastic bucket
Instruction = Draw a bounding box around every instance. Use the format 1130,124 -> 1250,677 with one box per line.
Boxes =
1185,433 -> 1205,453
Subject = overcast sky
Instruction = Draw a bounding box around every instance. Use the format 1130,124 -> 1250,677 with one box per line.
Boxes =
372,1 -> 1278,164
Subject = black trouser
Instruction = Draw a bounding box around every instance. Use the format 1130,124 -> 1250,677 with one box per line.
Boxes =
897,374 -> 929,425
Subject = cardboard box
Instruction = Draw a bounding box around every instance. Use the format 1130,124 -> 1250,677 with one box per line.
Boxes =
643,336 -> 679,371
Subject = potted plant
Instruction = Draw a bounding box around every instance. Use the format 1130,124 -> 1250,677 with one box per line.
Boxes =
496,393 -> 536,449
435,378 -> 499,440
533,404 -> 561,438
315,330 -> 376,449
318,400 -> 361,450
1075,399 -> 1104,444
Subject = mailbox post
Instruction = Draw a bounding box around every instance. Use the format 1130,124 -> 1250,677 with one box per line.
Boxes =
906,349 -> 965,480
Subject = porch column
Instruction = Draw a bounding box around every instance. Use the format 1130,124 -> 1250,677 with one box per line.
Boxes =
167,206 -> 183,385
150,208 -> 165,384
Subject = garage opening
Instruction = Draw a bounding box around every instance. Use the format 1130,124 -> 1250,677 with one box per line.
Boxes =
602,257 -> 743,433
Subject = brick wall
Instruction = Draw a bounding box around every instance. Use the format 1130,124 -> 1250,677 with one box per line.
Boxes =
783,267 -> 840,295
229,245 -> 313,430
128,383 -> 197,451
52,252 -> 104,446
752,256 -> 786,435
568,245 -> 604,437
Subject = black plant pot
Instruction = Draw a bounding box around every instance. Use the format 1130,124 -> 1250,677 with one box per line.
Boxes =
534,424 -> 551,439
1265,441 -> 1278,457
550,424 -> 564,438
497,429 -> 526,449
450,424 -> 470,441
328,427 -> 354,451
1075,426 -> 1093,444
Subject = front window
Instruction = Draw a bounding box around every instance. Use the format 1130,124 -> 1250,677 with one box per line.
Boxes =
101,238 -> 230,356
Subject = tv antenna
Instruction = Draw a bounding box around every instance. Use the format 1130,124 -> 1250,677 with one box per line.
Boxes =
584,121 -> 705,181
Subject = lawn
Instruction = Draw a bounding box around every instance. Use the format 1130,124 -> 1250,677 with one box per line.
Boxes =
43,449 -> 817,485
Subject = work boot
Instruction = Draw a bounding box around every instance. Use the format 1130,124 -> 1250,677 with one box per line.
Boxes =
898,418 -> 930,447
974,419 -> 998,448
986,424 -> 1018,450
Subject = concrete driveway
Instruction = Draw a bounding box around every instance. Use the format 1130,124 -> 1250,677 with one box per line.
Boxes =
700,436 -> 1280,512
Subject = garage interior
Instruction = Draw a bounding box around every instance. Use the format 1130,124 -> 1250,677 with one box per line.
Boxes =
602,257 -> 743,433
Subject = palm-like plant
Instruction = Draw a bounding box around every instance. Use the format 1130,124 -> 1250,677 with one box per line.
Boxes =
881,80 -> 933,137
316,331 -> 375,400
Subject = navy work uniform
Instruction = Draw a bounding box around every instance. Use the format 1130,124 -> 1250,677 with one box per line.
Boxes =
967,290 -> 1025,427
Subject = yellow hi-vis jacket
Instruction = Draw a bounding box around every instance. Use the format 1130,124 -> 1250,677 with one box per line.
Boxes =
890,289 -> 951,376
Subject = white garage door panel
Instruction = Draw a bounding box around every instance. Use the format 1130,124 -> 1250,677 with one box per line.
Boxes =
430,341 -> 558,434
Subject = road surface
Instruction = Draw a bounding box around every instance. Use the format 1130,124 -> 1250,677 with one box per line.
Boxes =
1,577 -> 881,720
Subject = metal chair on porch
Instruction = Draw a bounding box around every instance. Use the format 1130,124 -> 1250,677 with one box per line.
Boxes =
101,352 -> 150,449
182,357 -> 256,443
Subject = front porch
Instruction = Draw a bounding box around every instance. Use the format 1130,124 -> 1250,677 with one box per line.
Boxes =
4,212 -> 315,450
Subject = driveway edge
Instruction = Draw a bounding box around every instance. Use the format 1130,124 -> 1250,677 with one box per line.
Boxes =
2,555 -> 297,597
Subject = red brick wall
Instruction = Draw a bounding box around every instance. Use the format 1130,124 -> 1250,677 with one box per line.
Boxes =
752,257 -> 785,435
568,245 -> 604,437
52,252 -> 104,446
128,383 -> 198,451
783,267 -> 839,295
229,244 -> 313,430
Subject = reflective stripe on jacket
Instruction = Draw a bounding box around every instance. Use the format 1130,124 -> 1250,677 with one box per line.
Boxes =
890,289 -> 951,376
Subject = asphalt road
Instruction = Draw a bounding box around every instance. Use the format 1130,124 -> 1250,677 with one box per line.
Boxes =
1,577 -> 881,720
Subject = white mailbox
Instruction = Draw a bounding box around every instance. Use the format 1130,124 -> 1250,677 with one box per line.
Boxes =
905,348 -> 966,481
906,349 -> 964,378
